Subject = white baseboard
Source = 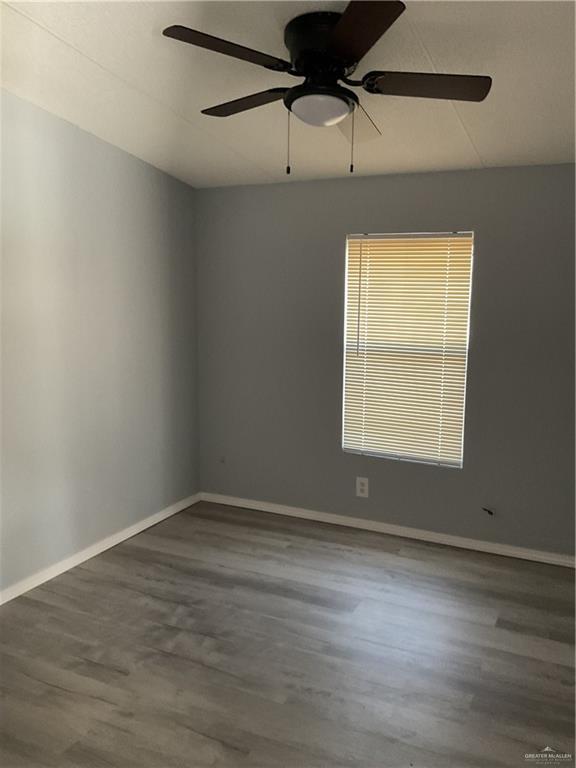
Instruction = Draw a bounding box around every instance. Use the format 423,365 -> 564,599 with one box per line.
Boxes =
0,493 -> 201,605
2,489 -> 572,605
199,492 -> 575,569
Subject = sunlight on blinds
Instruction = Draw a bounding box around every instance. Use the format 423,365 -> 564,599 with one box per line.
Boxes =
342,233 -> 474,468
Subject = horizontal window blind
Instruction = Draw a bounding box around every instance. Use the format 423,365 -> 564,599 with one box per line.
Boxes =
342,232 -> 474,468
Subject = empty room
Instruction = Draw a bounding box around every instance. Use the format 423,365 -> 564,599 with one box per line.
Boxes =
1,1 -> 575,766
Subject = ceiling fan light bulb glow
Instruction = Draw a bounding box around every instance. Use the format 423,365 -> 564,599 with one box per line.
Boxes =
290,94 -> 352,127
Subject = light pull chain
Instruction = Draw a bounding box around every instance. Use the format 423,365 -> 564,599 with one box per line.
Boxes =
349,108 -> 355,174
286,110 -> 291,175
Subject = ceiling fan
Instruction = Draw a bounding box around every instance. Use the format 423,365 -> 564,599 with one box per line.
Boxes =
163,1 -> 492,130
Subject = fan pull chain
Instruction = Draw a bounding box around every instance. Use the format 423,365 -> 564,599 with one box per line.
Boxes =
286,110 -> 291,175
349,108 -> 355,174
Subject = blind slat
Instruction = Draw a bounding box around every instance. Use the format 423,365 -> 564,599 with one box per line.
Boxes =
342,232 -> 474,468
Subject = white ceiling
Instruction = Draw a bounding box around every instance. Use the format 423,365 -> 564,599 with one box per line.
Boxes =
2,1 -> 574,188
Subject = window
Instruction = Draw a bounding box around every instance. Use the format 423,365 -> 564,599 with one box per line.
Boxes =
342,232 -> 474,468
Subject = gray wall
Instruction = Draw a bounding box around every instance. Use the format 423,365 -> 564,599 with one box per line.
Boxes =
1,92 -> 198,589
2,91 -> 573,587
195,164 -> 575,556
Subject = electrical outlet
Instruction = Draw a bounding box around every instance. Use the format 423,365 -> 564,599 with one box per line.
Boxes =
356,477 -> 369,498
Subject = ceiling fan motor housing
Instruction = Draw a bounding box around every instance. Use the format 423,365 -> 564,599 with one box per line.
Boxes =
284,12 -> 356,79
283,12 -> 359,127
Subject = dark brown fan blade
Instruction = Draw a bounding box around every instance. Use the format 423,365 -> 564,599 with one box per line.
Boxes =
202,89 -> 289,117
364,71 -> 492,101
163,25 -> 291,72
328,2 -> 405,65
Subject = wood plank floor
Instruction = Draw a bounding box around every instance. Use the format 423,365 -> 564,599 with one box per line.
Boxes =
0,502 -> 574,768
